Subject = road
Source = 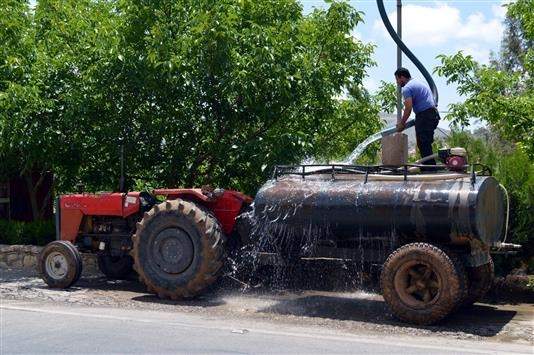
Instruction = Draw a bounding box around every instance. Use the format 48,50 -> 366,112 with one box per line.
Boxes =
1,300 -> 531,354
1,267 -> 533,354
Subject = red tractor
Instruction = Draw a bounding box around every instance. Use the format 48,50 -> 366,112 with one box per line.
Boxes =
39,187 -> 252,299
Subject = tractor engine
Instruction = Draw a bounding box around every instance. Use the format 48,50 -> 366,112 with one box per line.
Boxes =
82,216 -> 135,257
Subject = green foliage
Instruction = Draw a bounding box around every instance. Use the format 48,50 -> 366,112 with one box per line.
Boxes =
508,0 -> 534,40
443,130 -> 533,246
435,0 -> 534,158
373,81 -> 397,114
0,1 -> 32,89
494,148 -> 534,245
0,0 -> 120,186
133,178 -> 158,193
0,219 -> 55,245
435,52 -> 534,157
0,0 -> 383,196
494,12 -> 530,73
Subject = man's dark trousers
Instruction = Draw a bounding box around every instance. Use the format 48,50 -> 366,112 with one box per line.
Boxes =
415,107 -> 440,166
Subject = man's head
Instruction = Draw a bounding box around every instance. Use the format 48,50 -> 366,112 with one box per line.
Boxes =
394,67 -> 411,87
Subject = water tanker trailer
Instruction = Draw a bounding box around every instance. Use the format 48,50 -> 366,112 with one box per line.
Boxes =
241,155 -> 509,325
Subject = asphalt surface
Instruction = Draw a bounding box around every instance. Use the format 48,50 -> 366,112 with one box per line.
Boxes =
1,300 -> 532,354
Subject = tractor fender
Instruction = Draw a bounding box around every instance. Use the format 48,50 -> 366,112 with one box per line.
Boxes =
153,188 -> 252,235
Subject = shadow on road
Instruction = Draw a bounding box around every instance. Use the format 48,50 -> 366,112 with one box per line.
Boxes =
258,294 -> 517,337
75,276 -> 227,307
131,294 -> 226,307
76,277 -> 146,292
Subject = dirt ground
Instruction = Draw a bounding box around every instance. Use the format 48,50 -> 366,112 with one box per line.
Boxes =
1,265 -> 532,347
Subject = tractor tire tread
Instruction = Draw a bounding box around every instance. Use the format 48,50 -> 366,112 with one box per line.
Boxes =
380,242 -> 465,325
39,241 -> 82,289
132,199 -> 226,300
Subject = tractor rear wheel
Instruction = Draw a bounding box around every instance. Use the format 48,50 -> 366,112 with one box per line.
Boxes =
131,199 -> 226,299
380,243 -> 466,325
97,255 -> 134,280
463,257 -> 494,306
39,241 -> 83,289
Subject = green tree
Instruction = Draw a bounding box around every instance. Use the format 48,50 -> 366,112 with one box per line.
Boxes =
0,1 -> 42,218
493,13 -> 532,73
1,0 -> 384,200
0,0 -> 119,218
435,0 -> 534,157
81,0 -> 381,194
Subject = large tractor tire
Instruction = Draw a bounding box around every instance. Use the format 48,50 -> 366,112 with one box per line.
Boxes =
39,241 -> 83,289
463,257 -> 494,307
380,243 -> 467,325
97,255 -> 134,280
131,199 -> 226,299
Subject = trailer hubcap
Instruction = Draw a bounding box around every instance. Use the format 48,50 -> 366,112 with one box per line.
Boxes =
153,228 -> 194,274
395,261 -> 441,308
45,252 -> 69,280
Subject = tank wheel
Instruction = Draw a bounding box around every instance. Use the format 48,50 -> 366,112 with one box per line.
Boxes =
131,199 -> 226,299
380,243 -> 466,325
39,241 -> 83,289
463,257 -> 494,306
97,255 -> 134,279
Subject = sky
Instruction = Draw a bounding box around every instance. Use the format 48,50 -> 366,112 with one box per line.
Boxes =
302,0 -> 509,129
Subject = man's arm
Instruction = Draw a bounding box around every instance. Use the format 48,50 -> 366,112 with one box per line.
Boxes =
396,97 -> 413,132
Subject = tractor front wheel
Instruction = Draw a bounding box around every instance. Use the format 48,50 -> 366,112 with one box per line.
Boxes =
131,199 -> 226,299
39,241 -> 83,289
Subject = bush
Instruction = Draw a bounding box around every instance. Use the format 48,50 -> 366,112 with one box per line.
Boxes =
441,130 -> 534,274
0,219 -> 55,246
494,148 -> 534,245
443,130 -> 533,246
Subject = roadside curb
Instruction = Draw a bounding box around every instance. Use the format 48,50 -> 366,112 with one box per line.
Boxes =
0,244 -> 102,276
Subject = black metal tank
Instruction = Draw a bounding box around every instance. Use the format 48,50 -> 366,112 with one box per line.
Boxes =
252,173 -> 505,248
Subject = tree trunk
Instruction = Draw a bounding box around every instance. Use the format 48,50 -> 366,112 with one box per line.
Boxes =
23,169 -> 50,221
24,172 -> 41,221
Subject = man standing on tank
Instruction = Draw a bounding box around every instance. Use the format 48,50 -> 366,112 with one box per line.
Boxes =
394,67 -> 440,166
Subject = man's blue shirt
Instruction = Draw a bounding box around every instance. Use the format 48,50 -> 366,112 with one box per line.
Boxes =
401,79 -> 435,114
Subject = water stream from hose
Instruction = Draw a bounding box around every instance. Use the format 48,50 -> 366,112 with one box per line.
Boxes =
342,119 -> 415,164
342,132 -> 382,164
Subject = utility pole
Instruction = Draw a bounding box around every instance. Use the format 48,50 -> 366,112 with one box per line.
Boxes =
396,0 -> 402,122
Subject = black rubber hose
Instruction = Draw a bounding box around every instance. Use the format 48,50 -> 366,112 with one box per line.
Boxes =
376,0 -> 439,105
